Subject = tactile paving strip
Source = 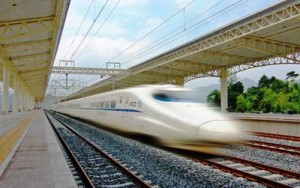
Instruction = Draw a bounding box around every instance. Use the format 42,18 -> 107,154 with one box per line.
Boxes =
0,111 -> 37,164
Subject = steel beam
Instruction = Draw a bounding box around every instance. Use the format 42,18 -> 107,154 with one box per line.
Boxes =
185,69 -> 221,82
237,36 -> 300,55
2,39 -> 50,48
191,50 -> 256,64
51,66 -> 128,76
228,54 -> 300,75
10,52 -> 50,61
0,16 -> 54,42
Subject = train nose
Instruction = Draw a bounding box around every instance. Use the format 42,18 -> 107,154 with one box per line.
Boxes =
198,120 -> 242,143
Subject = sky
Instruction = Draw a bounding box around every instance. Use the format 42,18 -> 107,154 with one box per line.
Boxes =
50,0 -> 300,95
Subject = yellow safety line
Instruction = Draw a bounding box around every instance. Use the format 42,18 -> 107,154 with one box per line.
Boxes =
0,111 -> 38,164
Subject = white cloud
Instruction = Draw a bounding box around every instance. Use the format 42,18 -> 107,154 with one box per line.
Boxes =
96,21 -> 128,37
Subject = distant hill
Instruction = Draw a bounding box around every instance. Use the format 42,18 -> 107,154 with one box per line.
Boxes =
194,78 -> 258,102
242,78 -> 258,90
194,84 -> 219,103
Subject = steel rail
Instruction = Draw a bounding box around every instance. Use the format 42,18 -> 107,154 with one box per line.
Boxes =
44,110 -> 95,188
246,140 -> 300,157
250,131 -> 300,142
49,111 -> 152,188
191,154 -> 300,188
223,155 -> 300,179
194,157 -> 292,188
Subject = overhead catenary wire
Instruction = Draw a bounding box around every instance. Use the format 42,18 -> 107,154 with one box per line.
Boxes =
75,0 -> 121,83
74,0 -> 121,60
56,0 -> 95,88
119,0 -> 247,67
104,0 -> 198,66
70,0 -> 109,60
116,0 -> 225,65
83,0 -> 246,86
79,0 -> 197,85
63,0 -> 95,61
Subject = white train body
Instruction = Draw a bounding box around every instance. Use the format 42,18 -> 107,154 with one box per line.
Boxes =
51,85 -> 242,149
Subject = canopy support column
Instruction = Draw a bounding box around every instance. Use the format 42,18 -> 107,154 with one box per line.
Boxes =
13,77 -> 20,113
2,61 -> 10,114
220,67 -> 228,113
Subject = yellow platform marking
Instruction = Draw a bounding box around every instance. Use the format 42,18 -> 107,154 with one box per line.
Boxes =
0,111 -> 38,164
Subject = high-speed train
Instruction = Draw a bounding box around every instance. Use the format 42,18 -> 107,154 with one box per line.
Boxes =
51,85 -> 243,151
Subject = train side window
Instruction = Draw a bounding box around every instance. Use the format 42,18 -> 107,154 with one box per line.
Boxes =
100,102 -> 104,108
105,101 -> 110,108
153,93 -> 170,101
96,103 -> 100,108
111,101 -> 116,108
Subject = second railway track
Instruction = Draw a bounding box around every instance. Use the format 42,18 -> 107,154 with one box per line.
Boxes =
191,154 -> 300,188
246,140 -> 300,157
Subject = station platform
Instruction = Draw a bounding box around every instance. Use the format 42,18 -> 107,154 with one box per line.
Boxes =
0,110 -> 77,187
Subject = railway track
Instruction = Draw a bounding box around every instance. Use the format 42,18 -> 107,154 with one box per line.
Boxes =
250,131 -> 300,142
246,140 -> 300,157
45,110 -> 153,188
192,154 -> 300,188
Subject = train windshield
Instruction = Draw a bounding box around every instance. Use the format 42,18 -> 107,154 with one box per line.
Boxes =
153,90 -> 201,103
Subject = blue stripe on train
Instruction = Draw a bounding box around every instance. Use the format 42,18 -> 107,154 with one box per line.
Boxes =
77,108 -> 142,113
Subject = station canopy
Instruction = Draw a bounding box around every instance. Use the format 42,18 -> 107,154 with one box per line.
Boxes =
0,0 -> 70,100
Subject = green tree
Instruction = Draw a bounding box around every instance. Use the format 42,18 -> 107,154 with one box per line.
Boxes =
286,71 -> 299,81
260,88 -> 277,112
207,90 -> 220,107
207,71 -> 300,114
258,75 -> 270,88
236,94 -> 253,112
228,81 -> 244,111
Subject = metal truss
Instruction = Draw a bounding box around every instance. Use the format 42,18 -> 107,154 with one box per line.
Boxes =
0,16 -> 54,42
173,60 -> 221,74
51,66 -> 128,76
228,53 -> 300,75
20,68 -> 49,77
17,61 -> 50,71
185,52 -> 300,82
185,69 -> 221,82
194,50 -> 256,64
237,36 -> 300,56
128,1 -> 300,75
149,66 -> 197,76
161,64 -> 200,75
2,39 -> 51,56
10,52 -> 50,61
50,79 -> 87,96
140,71 -> 178,80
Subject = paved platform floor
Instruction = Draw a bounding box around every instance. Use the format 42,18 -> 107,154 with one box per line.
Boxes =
0,110 -> 77,187
0,111 -> 35,138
